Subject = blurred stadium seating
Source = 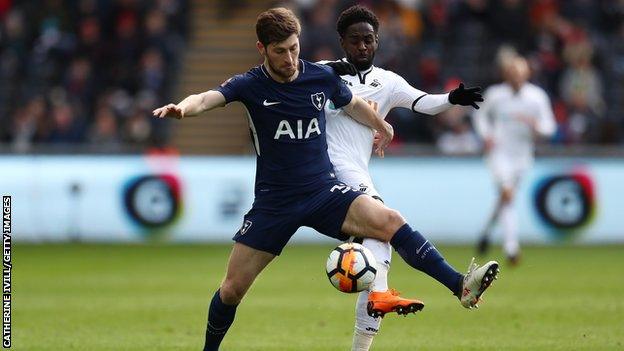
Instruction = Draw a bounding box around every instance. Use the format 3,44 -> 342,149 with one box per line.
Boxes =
1,0 -> 623,154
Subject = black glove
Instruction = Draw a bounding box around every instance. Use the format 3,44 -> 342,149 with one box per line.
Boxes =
448,83 -> 483,109
325,61 -> 357,76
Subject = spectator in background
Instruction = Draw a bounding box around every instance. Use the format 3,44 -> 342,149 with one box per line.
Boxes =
472,53 -> 556,266
88,105 -> 120,149
436,106 -> 480,155
436,78 -> 480,155
0,0 -> 188,151
47,101 -> 85,143
559,38 -> 604,143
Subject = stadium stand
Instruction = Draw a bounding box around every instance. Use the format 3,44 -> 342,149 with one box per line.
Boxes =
1,0 -> 622,154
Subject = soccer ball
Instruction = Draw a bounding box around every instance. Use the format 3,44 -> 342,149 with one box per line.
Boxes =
325,242 -> 377,293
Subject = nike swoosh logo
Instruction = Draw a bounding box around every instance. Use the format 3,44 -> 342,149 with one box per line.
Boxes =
415,240 -> 429,254
263,100 -> 281,106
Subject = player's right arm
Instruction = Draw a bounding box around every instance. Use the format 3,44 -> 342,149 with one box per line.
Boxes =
152,90 -> 226,119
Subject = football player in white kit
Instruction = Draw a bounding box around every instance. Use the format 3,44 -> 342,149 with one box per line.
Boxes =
322,6 -> 484,351
472,54 -> 556,265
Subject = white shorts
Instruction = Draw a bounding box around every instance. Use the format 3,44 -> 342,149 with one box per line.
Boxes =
487,152 -> 531,189
334,168 -> 380,199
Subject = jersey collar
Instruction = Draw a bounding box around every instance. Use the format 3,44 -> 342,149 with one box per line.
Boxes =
340,58 -> 374,84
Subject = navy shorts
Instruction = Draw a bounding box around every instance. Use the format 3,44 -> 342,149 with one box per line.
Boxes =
232,180 -> 363,255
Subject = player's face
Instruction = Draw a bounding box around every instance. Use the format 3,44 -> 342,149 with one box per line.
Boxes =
258,34 -> 300,81
505,58 -> 530,89
340,22 -> 378,71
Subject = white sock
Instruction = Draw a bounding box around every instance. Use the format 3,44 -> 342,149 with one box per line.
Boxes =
501,202 -> 519,257
352,238 -> 390,351
362,238 -> 391,292
354,288 -> 381,336
352,329 -> 375,351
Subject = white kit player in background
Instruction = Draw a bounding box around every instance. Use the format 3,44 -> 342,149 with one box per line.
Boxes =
321,5 -> 483,351
472,52 -> 556,265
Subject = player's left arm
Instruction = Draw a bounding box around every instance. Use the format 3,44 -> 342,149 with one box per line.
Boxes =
390,74 -> 482,114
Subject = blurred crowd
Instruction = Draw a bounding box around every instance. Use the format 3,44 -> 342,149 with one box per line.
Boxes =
288,0 -> 624,151
1,0 -> 623,153
0,0 -> 188,151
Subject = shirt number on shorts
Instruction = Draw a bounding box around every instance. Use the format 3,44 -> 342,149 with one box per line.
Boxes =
330,184 -> 353,194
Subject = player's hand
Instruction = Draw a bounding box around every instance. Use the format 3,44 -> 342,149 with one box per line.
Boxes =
152,103 -> 184,119
449,83 -> 483,109
325,61 -> 357,76
374,121 -> 393,158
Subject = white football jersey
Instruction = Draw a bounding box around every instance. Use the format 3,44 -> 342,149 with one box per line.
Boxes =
472,82 -> 556,162
321,59 -> 450,195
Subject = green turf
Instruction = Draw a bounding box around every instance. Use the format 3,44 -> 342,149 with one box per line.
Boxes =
13,244 -> 624,350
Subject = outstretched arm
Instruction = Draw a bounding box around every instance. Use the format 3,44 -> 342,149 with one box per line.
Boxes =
153,90 -> 226,119
342,95 -> 394,157
390,74 -> 482,115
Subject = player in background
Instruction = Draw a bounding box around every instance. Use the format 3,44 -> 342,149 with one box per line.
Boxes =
472,52 -> 556,265
319,6 -> 486,351
153,8 -> 499,351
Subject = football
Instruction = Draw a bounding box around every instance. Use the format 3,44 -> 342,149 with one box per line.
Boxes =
325,242 -> 378,293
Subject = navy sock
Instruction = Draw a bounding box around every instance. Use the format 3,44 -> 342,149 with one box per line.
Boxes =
203,289 -> 238,351
390,224 -> 463,296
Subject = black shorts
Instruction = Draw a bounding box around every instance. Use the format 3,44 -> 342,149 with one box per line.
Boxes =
233,180 -> 363,255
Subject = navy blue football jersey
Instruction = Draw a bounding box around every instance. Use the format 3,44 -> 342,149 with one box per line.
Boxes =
217,60 -> 353,191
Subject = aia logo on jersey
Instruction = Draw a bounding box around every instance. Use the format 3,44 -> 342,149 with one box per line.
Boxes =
311,92 -> 326,111
370,79 -> 382,88
274,118 -> 321,140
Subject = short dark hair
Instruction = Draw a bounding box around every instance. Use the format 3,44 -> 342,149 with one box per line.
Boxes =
336,5 -> 379,38
256,8 -> 301,46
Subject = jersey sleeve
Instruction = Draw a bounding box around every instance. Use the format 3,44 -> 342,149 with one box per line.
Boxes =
389,73 -> 427,110
328,71 -> 353,109
216,74 -> 247,104
389,72 -> 451,115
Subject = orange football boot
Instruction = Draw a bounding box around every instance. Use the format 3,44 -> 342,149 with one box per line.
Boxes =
366,288 -> 425,318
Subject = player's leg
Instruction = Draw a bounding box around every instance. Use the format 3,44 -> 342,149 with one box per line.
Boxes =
477,189 -> 504,255
478,153 -> 509,255
350,237 -> 389,351
342,195 -> 464,295
203,242 -> 275,351
342,195 -> 499,308
500,177 -> 522,265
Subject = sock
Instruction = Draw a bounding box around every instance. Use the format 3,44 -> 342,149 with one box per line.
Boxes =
354,289 -> 381,346
501,203 -> 519,257
203,289 -> 238,351
390,224 -> 463,296
352,328 -> 375,351
362,238 -> 391,292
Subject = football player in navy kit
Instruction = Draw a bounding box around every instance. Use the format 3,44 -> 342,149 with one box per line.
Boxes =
153,8 -> 499,351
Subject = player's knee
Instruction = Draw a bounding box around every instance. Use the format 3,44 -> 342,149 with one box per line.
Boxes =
382,209 -> 405,238
502,188 -> 514,203
219,280 -> 246,305
368,209 -> 405,241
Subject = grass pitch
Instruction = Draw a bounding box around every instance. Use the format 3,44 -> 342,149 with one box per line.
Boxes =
14,244 -> 624,350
